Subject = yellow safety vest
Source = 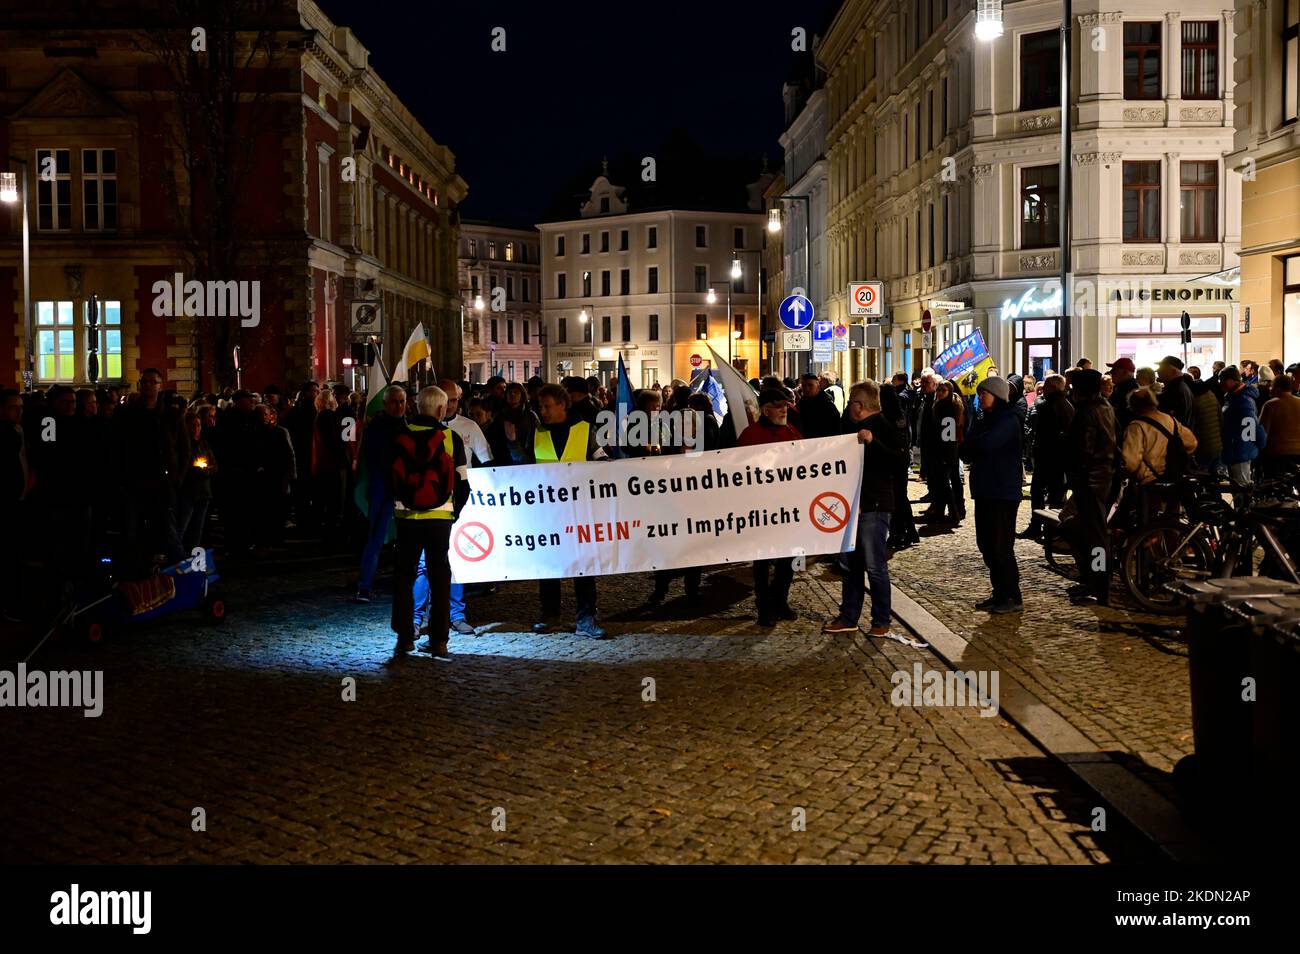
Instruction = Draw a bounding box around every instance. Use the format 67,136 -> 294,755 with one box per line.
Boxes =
394,426 -> 456,520
535,421 -> 589,463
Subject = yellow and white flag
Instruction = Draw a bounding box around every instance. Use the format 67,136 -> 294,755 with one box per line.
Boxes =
391,322 -> 430,383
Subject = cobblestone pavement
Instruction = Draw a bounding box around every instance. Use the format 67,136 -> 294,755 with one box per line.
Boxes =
0,541 -> 1160,864
883,474 -> 1193,805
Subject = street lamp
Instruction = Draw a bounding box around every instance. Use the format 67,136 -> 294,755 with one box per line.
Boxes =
975,0 -> 1071,370
731,248 -> 763,376
709,281 -> 734,367
2,158 -> 31,389
770,193 -> 813,375
578,306 -> 597,377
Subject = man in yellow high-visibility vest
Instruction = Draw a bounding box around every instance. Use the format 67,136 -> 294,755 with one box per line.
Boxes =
529,383 -> 608,639
384,386 -> 468,657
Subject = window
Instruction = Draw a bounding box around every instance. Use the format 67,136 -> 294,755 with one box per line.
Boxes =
1124,22 -> 1162,100
471,275 -> 480,297
601,315 -> 611,342
558,317 -> 568,343
648,226 -> 657,248
902,114 -> 908,167
649,314 -> 659,340
620,269 -> 630,295
1020,165 -> 1059,249
505,242 -> 515,262
490,319 -> 499,343
524,320 -> 530,344
488,241 -> 497,260
583,271 -> 592,297
942,77 -> 949,134
506,276 -> 514,301
507,319 -> 515,344
621,315 -> 631,342
734,314 -> 745,339
647,266 -> 659,293
620,229 -> 629,251
556,273 -> 566,298
915,102 -> 922,159
1181,23 -> 1218,99
1180,161 -> 1218,242
583,318 -> 593,343
927,203 -> 935,266
696,314 -> 708,339
524,360 -> 531,379
601,270 -> 611,296
884,335 -> 893,378
522,278 -> 530,302
319,152 -> 331,239
916,210 -> 922,270
489,273 -> 498,294
1115,314 -> 1224,370
36,300 -> 76,381
581,233 -> 590,254
695,225 -> 707,247
734,226 -> 745,249
1123,161 -> 1162,242
1020,31 -> 1060,111
695,266 -> 708,292
927,90 -> 934,151
556,235 -> 565,256
942,194 -> 950,261
90,300 -> 123,380
35,148 -> 71,231
82,149 -> 117,231
600,196 -> 610,213
1287,3 -> 1299,123
903,331 -> 913,376
601,231 -> 609,252
507,359 -> 515,380
472,320 -> 480,345
469,238 -> 478,257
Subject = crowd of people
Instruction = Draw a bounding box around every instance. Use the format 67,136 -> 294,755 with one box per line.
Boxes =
3,350 -> 1294,646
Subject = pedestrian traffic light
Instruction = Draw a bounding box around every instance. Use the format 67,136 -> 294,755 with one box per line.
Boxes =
350,343 -> 367,367
1180,311 -> 1192,345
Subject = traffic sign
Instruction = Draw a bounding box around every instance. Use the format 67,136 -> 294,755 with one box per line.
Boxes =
921,309 -> 932,332
834,336 -> 848,352
813,343 -> 833,364
833,323 -> 847,338
922,330 -> 933,348
813,321 -> 833,342
848,281 -> 884,317
779,294 -> 815,330
690,353 -> 702,368
782,330 -> 811,352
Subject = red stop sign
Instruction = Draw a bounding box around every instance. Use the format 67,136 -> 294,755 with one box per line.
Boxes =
690,354 -> 702,367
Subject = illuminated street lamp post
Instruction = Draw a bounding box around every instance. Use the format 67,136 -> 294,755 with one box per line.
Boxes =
976,0 -> 1072,369
1,159 -> 31,389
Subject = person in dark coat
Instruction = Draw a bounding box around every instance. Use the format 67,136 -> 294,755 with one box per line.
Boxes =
918,376 -> 963,524
1018,373 -> 1075,540
795,373 -> 842,439
283,382 -> 320,530
1156,355 -> 1195,427
1061,369 -> 1117,605
878,382 -> 921,549
1106,357 -> 1139,432
958,376 -> 1024,613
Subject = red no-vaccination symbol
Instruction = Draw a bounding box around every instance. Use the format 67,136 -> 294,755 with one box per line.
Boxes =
810,492 -> 850,533
455,522 -> 494,562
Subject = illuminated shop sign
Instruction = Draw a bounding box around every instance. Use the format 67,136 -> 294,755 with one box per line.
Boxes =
1001,286 -> 1061,320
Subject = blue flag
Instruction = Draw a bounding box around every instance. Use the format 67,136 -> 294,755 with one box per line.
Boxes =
609,353 -> 635,459
689,368 -> 726,425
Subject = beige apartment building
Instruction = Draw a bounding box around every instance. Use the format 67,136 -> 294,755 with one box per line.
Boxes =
458,222 -> 543,383
820,0 -> 1241,380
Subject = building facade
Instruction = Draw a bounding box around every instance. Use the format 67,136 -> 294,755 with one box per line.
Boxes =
1229,0 -> 1300,365
0,0 -> 467,394
538,170 -> 766,386
819,0 -> 1241,382
777,78 -> 830,380
458,222 -> 543,383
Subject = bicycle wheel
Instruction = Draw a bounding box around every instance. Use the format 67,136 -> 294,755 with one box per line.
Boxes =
1121,521 -> 1214,614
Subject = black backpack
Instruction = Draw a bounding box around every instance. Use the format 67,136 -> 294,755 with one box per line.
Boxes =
1132,415 -> 1188,480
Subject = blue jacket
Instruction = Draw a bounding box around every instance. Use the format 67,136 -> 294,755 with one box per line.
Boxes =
958,403 -> 1023,501
1221,389 -> 1266,465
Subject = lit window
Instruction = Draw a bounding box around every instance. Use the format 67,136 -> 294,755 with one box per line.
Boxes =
36,300 -> 76,381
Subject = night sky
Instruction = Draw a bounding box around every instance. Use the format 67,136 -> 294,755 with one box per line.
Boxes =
314,0 -> 842,227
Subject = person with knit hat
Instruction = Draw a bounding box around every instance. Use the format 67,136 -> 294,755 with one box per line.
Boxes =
958,375 -> 1024,614
1156,355 -> 1194,427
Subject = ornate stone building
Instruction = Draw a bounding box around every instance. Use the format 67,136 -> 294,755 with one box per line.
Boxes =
0,0 -> 467,393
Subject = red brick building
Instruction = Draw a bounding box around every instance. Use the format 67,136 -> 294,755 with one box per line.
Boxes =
0,0 -> 468,394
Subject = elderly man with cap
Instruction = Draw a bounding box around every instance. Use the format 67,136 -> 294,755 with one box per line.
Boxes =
1106,357 -> 1138,427
1156,356 -> 1195,427
738,387 -> 805,626
958,375 -> 1024,614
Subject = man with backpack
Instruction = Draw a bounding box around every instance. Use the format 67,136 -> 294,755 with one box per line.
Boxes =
385,386 -> 468,657
1122,387 -> 1198,503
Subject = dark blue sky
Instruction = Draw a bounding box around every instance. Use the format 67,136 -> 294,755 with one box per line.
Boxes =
315,0 -> 841,226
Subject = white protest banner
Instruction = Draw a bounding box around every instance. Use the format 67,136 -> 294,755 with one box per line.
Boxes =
448,434 -> 863,583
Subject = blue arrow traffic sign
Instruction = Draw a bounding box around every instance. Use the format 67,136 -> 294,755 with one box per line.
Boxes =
778,294 -> 814,331
813,321 -> 833,341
